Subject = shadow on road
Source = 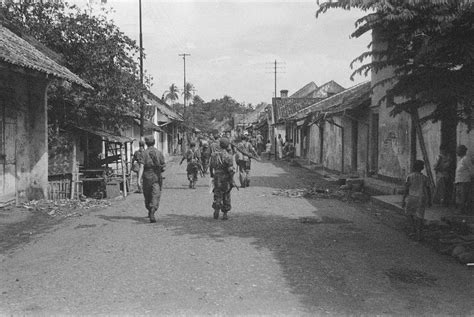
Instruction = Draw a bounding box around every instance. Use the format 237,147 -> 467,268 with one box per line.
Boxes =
152,212 -> 372,314
97,215 -> 150,224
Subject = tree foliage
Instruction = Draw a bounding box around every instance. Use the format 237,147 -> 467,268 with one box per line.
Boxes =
182,82 -> 195,103
317,0 -> 474,126
172,95 -> 255,133
3,2 -> 149,131
163,83 -> 179,104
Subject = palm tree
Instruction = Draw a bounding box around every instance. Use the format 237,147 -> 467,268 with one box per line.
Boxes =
163,84 -> 179,104
182,82 -> 195,104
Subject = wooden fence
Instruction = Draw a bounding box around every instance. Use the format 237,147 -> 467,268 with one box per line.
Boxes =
47,173 -> 83,200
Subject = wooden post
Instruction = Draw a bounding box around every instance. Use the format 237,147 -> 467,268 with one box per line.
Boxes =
121,143 -> 127,198
412,109 -> 436,190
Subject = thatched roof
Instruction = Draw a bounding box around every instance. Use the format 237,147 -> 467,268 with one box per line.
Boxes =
0,25 -> 92,89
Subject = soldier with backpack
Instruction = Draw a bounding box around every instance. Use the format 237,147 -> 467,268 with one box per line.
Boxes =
180,141 -> 202,189
138,136 -> 165,223
209,138 -> 236,220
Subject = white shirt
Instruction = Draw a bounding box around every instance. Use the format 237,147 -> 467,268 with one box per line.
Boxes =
455,155 -> 474,183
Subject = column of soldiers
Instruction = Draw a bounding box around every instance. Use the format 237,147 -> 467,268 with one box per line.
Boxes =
138,131 -> 260,223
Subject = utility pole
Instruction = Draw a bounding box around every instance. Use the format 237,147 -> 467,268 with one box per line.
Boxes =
139,0 -> 144,138
179,53 -> 190,149
265,60 -> 285,97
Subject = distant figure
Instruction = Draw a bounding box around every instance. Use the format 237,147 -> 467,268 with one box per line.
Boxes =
402,160 -> 432,241
256,131 -> 264,155
235,135 -> 258,188
200,140 -> 211,175
265,140 -> 272,159
138,136 -> 165,223
454,145 -> 474,214
283,139 -> 295,160
433,145 -> 454,206
277,134 -> 284,160
180,141 -> 201,189
131,140 -> 145,193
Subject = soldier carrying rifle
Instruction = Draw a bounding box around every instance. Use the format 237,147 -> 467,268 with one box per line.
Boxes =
180,141 -> 202,189
209,138 -> 236,220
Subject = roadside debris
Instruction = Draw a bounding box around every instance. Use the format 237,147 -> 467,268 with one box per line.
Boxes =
271,186 -> 369,202
21,198 -> 111,218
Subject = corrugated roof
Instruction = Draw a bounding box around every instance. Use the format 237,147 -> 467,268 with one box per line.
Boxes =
0,25 -> 92,89
72,125 -> 134,144
291,81 -> 371,119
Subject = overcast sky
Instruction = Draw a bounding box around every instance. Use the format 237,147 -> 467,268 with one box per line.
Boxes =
93,0 -> 371,105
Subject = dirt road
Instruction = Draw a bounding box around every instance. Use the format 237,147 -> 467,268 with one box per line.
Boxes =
0,158 -> 473,315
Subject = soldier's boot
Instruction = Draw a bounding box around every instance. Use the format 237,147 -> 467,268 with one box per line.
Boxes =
222,212 -> 228,220
213,208 -> 220,220
149,208 -> 157,223
189,180 -> 192,188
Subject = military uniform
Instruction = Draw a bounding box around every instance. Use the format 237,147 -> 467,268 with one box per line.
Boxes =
184,148 -> 201,188
200,143 -> 211,175
209,139 -> 235,220
140,145 -> 165,222
236,140 -> 256,188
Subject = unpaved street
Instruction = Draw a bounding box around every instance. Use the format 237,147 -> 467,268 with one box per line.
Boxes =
0,158 -> 473,315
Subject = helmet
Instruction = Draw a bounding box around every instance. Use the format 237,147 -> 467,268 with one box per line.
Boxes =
219,138 -> 230,149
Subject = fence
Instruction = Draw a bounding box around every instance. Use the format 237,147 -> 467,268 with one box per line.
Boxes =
47,173 -> 83,200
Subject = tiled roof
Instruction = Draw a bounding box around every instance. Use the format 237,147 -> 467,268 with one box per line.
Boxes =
234,103 -> 268,126
0,25 -> 92,89
145,92 -> 183,122
291,81 -> 371,119
273,97 -> 322,122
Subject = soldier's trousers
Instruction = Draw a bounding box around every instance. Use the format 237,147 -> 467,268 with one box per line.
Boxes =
143,173 -> 162,212
212,176 -> 231,212
237,160 -> 251,186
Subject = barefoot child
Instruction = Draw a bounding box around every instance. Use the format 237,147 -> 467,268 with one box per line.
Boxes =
402,160 -> 432,241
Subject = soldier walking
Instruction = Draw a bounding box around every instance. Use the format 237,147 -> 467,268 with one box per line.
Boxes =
131,140 -> 145,193
180,141 -> 202,189
138,136 -> 165,223
236,135 -> 258,188
200,139 -> 211,175
209,138 -> 236,220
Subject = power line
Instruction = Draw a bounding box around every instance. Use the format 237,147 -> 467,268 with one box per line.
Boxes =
264,60 -> 285,98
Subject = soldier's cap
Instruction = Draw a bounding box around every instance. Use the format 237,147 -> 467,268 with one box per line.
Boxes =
219,138 -> 230,148
144,136 -> 155,145
138,140 -> 145,146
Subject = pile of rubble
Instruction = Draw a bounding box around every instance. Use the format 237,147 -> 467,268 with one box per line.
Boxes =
271,185 -> 369,202
430,220 -> 474,265
22,198 -> 111,218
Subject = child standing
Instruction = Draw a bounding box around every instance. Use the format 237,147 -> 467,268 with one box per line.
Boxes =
402,160 -> 432,241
